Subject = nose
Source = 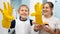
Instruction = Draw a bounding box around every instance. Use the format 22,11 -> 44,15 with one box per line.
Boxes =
23,10 -> 26,13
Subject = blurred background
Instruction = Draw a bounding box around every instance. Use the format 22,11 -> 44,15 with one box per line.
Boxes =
0,0 -> 60,34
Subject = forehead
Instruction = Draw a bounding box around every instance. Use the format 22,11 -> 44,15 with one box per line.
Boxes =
20,6 -> 28,10
44,4 -> 50,7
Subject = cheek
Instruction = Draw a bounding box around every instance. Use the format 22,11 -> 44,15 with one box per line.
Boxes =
47,7 -> 52,11
28,12 -> 29,15
18,11 -> 22,15
43,9 -> 50,15
47,9 -> 52,13
26,12 -> 29,15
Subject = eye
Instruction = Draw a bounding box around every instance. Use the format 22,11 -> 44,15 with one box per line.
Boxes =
21,10 -> 24,12
43,7 -> 44,9
25,10 -> 28,12
45,7 -> 49,9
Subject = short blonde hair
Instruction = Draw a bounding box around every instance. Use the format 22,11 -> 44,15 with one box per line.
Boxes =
18,4 -> 29,11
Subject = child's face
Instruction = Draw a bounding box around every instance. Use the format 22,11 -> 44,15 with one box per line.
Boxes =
18,6 -> 29,19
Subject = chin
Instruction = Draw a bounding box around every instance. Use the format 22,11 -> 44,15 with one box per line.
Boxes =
22,16 -> 27,18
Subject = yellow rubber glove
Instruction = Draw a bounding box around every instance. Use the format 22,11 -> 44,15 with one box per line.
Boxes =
0,2 -> 14,29
31,2 -> 43,25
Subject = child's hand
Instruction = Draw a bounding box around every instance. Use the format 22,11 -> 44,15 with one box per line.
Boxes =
34,24 -> 42,32
32,21 -> 37,24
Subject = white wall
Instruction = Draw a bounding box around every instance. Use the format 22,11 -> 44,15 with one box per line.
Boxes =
54,0 -> 60,20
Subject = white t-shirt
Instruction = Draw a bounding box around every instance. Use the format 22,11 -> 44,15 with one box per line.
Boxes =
39,15 -> 60,34
15,18 -> 31,34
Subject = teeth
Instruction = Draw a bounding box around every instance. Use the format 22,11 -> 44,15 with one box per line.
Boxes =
44,11 -> 48,12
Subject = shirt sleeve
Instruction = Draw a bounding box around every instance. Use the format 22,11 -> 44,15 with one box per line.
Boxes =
10,20 -> 16,29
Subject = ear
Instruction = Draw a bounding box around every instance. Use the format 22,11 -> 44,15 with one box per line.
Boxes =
51,8 -> 54,10
51,8 -> 53,12
18,9 -> 20,14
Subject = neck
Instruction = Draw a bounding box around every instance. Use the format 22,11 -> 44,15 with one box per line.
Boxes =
20,17 -> 27,21
21,18 -> 27,20
44,14 -> 52,18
